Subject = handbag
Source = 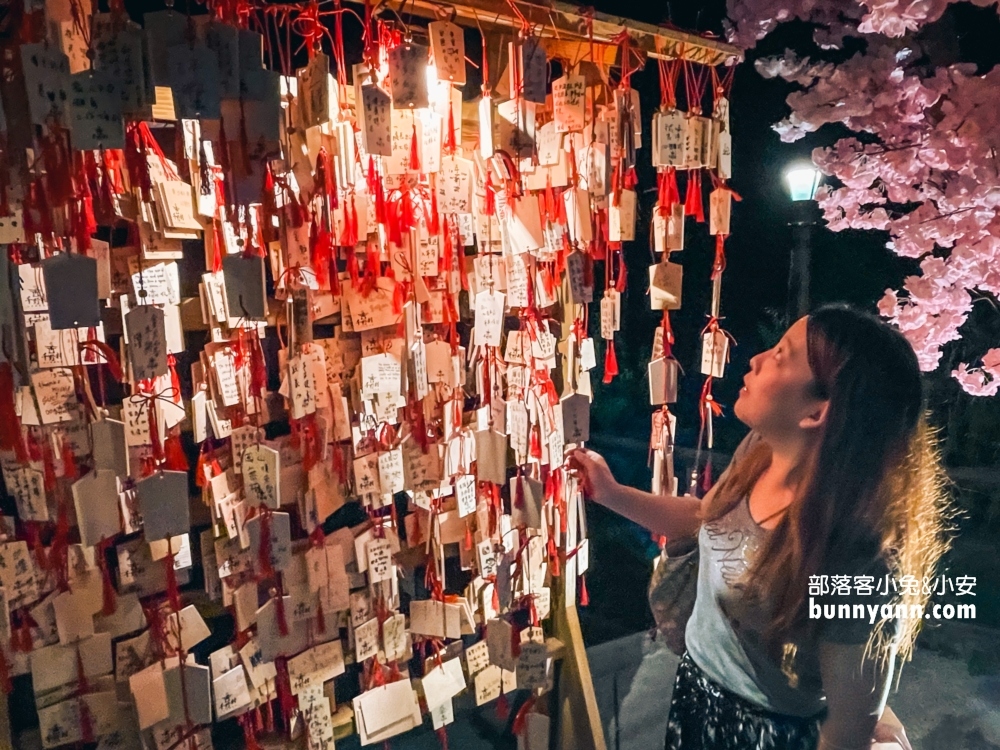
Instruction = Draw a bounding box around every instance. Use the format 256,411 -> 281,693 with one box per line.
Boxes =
647,534 -> 699,656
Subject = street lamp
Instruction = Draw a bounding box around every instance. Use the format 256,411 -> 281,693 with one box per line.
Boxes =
783,163 -> 822,321
785,165 -> 822,202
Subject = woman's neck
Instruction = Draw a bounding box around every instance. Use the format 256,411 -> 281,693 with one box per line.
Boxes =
762,434 -> 815,491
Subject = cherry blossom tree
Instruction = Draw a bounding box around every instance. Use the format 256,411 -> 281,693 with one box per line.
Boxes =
726,0 -> 1000,395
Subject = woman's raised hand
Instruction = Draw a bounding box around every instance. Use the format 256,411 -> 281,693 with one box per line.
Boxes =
568,447 -> 619,507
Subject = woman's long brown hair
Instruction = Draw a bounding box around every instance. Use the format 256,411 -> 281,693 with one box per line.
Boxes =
702,304 -> 958,681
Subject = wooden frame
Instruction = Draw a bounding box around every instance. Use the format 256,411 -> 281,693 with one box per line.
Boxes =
356,0 -> 742,66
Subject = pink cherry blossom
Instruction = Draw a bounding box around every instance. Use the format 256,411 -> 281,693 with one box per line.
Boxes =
729,0 -> 1000,394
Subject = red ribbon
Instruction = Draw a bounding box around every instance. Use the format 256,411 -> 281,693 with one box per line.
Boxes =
257,507 -> 276,579
602,340 -> 618,384
341,193 -> 359,248
96,537 -> 118,616
134,382 -> 179,465
511,694 -> 537,735
658,167 -> 680,216
684,170 -> 705,223
310,217 -> 332,287
0,363 -> 27,461
239,712 -> 263,750
409,122 -> 420,172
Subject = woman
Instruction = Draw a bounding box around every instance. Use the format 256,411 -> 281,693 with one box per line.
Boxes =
570,305 -> 955,750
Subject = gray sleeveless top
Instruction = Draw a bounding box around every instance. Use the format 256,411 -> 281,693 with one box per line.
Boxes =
684,432 -> 897,717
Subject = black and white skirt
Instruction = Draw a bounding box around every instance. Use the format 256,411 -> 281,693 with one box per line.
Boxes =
665,651 -> 823,750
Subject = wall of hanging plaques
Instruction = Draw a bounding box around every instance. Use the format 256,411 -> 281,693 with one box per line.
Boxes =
0,2 -> 736,748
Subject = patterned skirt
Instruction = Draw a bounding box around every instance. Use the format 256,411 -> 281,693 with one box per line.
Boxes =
664,651 -> 823,750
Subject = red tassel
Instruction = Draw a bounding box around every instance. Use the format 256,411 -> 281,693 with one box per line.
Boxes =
496,691 -> 510,719
667,168 -> 680,208
464,522 -> 473,551
261,162 -> 278,244
410,122 -> 420,172
60,437 -> 78,481
315,147 -> 334,203
368,156 -> 386,226
684,170 -> 704,223
96,538 -> 117,616
579,574 -> 590,606
427,187 -> 440,236
14,614 -> 34,653
484,173 -> 496,216
511,695 -> 537,736
310,218 -> 331,286
275,588 -> 289,637
41,127 -> 75,207
602,340 -> 619,384
341,195 -> 359,248
544,179 -> 556,223
124,123 -> 154,203
195,450 -> 210,489
436,727 -> 450,750
301,414 -> 319,472
316,600 -> 326,635
529,425 -> 542,460
75,646 -> 91,694
0,363 -> 26,461
392,278 -> 411,316
41,435 -> 57,493
79,692 -> 96,744
249,335 -> 267,401
163,433 -> 189,472
74,154 -> 97,254
446,101 -> 457,154
712,234 -> 727,281
98,151 -> 117,222
345,246 -> 361,288
240,712 -> 263,750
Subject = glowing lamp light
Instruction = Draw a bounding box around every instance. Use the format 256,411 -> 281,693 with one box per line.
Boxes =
785,164 -> 822,202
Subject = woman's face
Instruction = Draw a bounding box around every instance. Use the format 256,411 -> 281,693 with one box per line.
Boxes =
734,316 -> 828,440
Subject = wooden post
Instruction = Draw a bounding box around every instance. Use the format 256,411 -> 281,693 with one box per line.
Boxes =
552,599 -> 606,750
1,693 -> 13,750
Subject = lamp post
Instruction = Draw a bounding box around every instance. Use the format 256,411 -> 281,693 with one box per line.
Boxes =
784,164 -> 822,321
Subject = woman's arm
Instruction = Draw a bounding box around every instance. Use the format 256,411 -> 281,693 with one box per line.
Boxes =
569,448 -> 703,539
817,640 -> 896,750
597,482 -> 703,539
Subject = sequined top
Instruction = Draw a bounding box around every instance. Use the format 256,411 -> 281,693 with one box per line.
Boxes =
685,432 -> 896,718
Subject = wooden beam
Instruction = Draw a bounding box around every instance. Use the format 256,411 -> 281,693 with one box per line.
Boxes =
362,0 -> 741,66
553,602 -> 607,750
